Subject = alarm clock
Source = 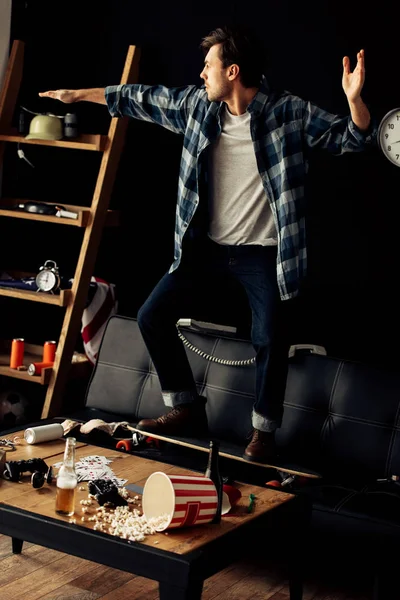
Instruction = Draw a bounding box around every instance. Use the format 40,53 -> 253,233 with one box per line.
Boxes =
35,260 -> 61,294
377,108 -> 400,167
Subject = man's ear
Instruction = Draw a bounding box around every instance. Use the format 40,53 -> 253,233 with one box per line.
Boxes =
228,64 -> 240,80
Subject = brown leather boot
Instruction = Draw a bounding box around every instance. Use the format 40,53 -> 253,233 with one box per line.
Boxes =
243,429 -> 277,463
136,400 -> 208,436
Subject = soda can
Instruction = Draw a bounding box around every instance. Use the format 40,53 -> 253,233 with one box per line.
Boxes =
28,361 -> 54,376
43,340 -> 57,363
10,338 -> 24,369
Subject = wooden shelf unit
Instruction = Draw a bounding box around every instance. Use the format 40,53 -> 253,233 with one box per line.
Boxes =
0,340 -> 90,385
0,199 -> 120,227
0,129 -> 105,151
0,40 -> 140,416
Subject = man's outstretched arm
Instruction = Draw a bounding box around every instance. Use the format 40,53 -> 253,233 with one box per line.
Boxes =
342,49 -> 370,131
39,88 -> 106,105
40,84 -> 198,135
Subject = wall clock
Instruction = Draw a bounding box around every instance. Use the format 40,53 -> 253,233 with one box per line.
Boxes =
377,108 -> 400,167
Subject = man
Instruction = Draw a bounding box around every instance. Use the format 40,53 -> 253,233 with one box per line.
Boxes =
39,25 -> 375,462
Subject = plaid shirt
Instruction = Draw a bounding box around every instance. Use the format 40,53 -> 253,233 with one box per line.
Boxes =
105,78 -> 376,300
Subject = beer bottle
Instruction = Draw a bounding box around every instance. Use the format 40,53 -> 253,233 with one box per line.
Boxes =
205,439 -> 223,524
55,437 -> 77,516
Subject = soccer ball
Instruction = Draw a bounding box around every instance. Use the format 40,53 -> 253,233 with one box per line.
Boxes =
0,389 -> 29,430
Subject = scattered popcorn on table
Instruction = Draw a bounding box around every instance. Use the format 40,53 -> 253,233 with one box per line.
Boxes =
73,483 -> 169,542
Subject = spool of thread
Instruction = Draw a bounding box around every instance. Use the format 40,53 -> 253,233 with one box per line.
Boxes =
24,423 -> 64,444
27,361 -> 54,376
43,340 -> 57,363
18,110 -> 26,134
64,113 -> 78,138
10,338 -> 25,369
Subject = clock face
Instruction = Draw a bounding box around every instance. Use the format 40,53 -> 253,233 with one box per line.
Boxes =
36,269 -> 57,292
378,108 -> 400,167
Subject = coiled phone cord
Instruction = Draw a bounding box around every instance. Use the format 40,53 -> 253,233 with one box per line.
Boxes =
176,325 -> 255,367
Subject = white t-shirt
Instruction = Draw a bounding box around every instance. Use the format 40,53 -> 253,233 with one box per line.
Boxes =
208,105 -> 277,246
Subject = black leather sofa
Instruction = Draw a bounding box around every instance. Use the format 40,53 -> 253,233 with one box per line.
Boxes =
67,314 -> 400,598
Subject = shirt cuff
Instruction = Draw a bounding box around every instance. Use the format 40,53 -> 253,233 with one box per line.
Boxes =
104,85 -> 123,118
349,117 -> 377,144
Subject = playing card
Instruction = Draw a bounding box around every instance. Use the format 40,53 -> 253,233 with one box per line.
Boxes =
53,454 -> 127,486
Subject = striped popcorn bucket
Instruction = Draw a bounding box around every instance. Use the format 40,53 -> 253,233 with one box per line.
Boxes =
142,471 -> 223,531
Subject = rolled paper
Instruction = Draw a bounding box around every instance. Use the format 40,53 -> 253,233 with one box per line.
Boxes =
24,423 -> 64,444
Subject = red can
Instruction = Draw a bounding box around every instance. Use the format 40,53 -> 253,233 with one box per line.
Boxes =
43,340 -> 57,363
10,338 -> 24,369
27,361 -> 54,376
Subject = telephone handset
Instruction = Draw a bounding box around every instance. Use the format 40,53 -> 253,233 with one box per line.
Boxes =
176,319 -> 326,365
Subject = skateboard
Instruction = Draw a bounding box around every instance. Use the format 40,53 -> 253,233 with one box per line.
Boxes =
116,425 -> 321,481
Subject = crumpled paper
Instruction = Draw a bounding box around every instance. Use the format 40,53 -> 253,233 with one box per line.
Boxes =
61,418 -> 132,437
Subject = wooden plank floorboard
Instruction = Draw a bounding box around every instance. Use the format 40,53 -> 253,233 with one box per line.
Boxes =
0,544 -> 65,585
97,576 -> 159,600
202,560 -> 261,598
1,552 -> 101,600
39,563 -> 135,600
0,532 -> 33,559
0,535 -> 372,600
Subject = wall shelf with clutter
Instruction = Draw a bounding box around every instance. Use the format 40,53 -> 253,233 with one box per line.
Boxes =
0,130 -> 105,151
0,340 -> 89,385
0,286 -> 72,306
0,39 -> 140,418
0,198 -> 120,228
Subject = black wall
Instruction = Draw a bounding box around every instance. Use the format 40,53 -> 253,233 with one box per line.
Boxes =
6,0 -> 400,368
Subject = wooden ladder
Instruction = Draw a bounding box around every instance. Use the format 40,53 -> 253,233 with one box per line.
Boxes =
0,40 -> 140,418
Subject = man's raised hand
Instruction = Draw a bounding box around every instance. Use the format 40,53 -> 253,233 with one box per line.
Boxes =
39,89 -> 77,103
342,49 -> 366,104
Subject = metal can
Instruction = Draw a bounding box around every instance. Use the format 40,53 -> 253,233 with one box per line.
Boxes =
27,361 -> 54,376
43,340 -> 57,363
10,338 -> 24,369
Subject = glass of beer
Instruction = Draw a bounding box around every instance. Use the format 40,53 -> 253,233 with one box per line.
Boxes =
55,479 -> 77,516
55,437 -> 77,517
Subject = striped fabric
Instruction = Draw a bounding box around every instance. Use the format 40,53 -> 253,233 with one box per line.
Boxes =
105,78 -> 376,300
81,277 -> 118,364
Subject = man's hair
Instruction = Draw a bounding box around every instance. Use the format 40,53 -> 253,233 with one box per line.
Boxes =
200,25 -> 265,88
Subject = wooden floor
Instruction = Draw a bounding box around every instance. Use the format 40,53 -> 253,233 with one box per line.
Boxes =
0,534 -> 372,600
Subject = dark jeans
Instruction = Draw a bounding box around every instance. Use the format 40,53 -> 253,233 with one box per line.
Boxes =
137,236 -> 294,432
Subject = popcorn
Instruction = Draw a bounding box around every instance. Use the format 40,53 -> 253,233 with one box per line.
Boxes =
77,484 -> 169,542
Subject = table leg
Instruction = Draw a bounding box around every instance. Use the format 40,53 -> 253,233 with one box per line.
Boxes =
288,566 -> 303,600
12,537 -> 23,554
159,579 -> 203,600
287,495 -> 312,600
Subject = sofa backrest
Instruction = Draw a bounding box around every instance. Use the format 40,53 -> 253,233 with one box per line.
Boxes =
85,315 -> 400,480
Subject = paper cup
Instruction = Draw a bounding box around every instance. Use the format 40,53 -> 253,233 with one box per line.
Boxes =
143,472 -> 224,531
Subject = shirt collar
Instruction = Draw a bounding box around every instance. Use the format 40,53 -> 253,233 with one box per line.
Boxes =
247,75 -> 270,116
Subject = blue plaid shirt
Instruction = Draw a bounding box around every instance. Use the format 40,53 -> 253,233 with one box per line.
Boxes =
105,78 -> 376,300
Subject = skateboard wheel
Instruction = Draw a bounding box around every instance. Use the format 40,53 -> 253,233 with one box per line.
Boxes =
116,440 -> 132,452
266,479 -> 282,488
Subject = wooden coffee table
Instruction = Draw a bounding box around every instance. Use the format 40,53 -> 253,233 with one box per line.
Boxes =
0,432 -> 309,599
